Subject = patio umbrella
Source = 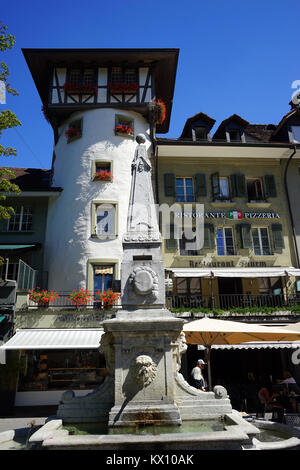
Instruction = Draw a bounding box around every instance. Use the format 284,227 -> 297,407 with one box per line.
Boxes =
183,317 -> 300,390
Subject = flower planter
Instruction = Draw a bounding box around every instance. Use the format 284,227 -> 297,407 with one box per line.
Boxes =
109,82 -> 138,94
63,82 -> 97,95
115,125 -> 134,138
94,170 -> 113,182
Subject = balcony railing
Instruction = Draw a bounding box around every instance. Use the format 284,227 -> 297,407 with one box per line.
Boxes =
28,291 -> 121,310
166,293 -> 300,310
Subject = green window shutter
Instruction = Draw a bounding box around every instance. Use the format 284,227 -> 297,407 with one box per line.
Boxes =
235,174 -> 247,197
240,223 -> 252,248
203,223 -> 214,249
230,174 -> 247,197
264,175 -> 277,198
230,174 -> 237,197
195,173 -> 207,198
164,173 -> 176,197
272,224 -> 285,249
165,224 -> 178,250
211,172 -> 220,200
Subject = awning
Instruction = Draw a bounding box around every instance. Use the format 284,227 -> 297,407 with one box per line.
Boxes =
0,244 -> 36,251
167,267 -> 300,278
167,268 -> 212,278
0,329 -> 104,350
212,267 -> 288,278
197,341 -> 300,350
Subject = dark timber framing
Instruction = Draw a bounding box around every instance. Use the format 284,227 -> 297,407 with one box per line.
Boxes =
22,48 -> 179,134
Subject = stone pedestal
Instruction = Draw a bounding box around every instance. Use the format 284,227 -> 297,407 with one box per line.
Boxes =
104,309 -> 184,427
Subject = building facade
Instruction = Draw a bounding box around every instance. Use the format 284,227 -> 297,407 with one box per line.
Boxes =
157,112 -> 300,311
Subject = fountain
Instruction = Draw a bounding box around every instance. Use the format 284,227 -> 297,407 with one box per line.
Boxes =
28,135 -> 265,450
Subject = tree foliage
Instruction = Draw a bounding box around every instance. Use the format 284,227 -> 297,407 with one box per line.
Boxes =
0,24 -> 21,225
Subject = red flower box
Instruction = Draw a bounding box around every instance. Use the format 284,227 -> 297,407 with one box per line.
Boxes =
63,82 -> 98,95
94,169 -> 113,181
109,82 -> 139,94
115,124 -> 134,136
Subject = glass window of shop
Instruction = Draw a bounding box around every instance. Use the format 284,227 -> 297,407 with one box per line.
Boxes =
17,349 -> 107,392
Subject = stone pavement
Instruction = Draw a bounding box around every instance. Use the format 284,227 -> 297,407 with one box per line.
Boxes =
0,406 -> 57,434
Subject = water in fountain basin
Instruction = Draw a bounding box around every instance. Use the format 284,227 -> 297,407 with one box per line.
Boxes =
63,418 -> 227,436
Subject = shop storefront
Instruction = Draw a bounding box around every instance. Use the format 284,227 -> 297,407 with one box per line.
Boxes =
0,327 -> 107,406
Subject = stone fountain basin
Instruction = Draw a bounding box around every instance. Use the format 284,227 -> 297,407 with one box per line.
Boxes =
29,411 -> 261,450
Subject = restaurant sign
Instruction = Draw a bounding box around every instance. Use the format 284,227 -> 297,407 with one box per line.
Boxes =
175,211 -> 280,219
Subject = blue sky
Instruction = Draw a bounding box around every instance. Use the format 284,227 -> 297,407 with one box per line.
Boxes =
1,0 -> 299,169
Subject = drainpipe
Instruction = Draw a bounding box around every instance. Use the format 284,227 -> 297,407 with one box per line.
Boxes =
283,145 -> 299,268
148,102 -> 159,205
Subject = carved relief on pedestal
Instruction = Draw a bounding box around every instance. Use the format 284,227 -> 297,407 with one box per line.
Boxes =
129,266 -> 159,299
134,354 -> 158,388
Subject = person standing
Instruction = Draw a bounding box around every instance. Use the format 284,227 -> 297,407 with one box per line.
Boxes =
191,359 -> 206,391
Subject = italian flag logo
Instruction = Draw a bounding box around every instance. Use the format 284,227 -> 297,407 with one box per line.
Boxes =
228,211 -> 243,219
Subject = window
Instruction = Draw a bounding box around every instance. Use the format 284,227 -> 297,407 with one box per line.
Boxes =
69,69 -> 81,85
176,177 -> 194,202
96,204 -> 115,236
83,69 -> 95,85
246,178 -> 264,201
115,114 -> 134,137
211,173 -> 230,200
216,227 -> 235,255
291,126 -> 300,143
92,161 -> 113,181
65,119 -> 82,143
94,265 -> 114,292
7,206 -> 32,232
179,233 -> 199,256
92,202 -> 117,238
228,129 -> 241,142
69,68 -> 96,87
111,67 -> 137,84
192,126 -> 207,141
252,227 -> 271,255
219,177 -> 230,200
176,277 -> 201,295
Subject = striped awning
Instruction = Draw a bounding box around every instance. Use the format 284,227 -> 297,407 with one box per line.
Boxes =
0,328 -> 104,350
94,266 -> 113,275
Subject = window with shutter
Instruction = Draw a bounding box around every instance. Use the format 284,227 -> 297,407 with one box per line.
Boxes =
203,223 -> 214,249
165,224 -> 178,250
164,173 -> 176,197
264,175 -> 277,198
271,224 -> 285,249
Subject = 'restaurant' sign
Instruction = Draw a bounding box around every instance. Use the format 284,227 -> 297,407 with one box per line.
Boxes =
175,211 -> 280,219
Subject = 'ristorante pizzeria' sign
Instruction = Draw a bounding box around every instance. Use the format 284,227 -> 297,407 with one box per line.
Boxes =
174,210 -> 280,219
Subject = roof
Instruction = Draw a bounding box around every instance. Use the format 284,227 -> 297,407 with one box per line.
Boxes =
22,48 -> 179,134
244,124 -> 276,142
1,167 -> 62,192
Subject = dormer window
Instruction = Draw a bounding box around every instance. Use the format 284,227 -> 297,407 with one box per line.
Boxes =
192,126 -> 207,141
228,129 -> 241,142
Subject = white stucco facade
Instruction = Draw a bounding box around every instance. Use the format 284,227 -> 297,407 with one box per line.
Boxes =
44,108 -> 151,291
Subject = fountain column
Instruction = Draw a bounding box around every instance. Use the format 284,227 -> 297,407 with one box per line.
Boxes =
104,134 -> 184,427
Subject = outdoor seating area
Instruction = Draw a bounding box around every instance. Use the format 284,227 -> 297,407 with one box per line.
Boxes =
167,293 -> 300,310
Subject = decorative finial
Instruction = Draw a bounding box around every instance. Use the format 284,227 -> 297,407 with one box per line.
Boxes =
136,134 -> 146,144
